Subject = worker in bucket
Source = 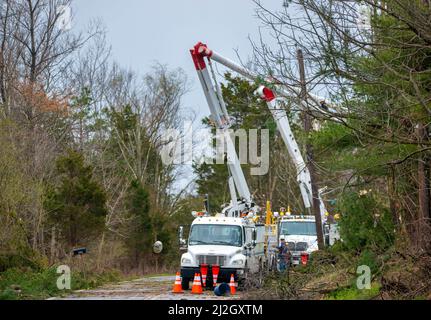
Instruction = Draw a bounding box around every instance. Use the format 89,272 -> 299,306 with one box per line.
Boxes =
277,236 -> 290,272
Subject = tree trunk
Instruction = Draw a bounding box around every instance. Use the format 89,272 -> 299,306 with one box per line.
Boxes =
297,49 -> 325,249
50,226 -> 56,264
97,232 -> 105,271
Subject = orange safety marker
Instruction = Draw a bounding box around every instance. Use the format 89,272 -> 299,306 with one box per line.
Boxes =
301,252 -> 309,265
191,273 -> 203,294
212,265 -> 220,287
229,274 -> 237,295
172,272 -> 184,293
200,264 -> 208,288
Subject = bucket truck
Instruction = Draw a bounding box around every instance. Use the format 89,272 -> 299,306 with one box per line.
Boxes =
177,43 -> 269,290
188,42 -> 340,260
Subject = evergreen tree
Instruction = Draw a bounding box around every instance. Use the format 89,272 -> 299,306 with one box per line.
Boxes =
124,179 -> 152,264
45,150 -> 108,248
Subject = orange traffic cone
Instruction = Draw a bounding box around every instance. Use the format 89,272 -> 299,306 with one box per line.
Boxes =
172,272 -> 184,293
212,265 -> 220,287
229,274 -> 237,295
200,264 -> 208,288
191,273 -> 203,294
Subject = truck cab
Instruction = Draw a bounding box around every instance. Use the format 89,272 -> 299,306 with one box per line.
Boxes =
278,215 -> 319,265
179,214 -> 265,289
277,215 -> 340,266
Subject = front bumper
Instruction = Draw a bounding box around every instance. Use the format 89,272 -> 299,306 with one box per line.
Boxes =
181,266 -> 242,285
291,251 -> 311,265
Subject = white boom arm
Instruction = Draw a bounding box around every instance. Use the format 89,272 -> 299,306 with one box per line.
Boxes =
197,44 -> 340,116
190,43 -> 256,218
191,42 -> 328,223
255,86 -> 327,224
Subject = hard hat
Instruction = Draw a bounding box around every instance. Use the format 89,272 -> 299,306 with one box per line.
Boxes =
280,235 -> 285,241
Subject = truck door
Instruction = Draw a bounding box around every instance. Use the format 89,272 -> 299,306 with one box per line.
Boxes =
244,227 -> 258,273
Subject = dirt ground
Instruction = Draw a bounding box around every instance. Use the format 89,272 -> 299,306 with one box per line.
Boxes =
49,275 -> 242,300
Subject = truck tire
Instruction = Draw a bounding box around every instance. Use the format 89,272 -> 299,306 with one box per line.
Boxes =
181,277 -> 190,290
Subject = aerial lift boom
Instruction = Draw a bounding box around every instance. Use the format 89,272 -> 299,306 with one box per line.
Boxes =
191,42 -> 329,224
190,44 -> 256,218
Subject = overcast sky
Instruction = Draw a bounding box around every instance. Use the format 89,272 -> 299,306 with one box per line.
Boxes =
72,0 -> 280,119
72,0 -> 281,191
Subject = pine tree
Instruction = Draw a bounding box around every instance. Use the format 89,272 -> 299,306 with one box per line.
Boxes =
45,150 -> 108,248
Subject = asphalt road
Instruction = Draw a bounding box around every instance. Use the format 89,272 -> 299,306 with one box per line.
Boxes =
49,275 -> 242,300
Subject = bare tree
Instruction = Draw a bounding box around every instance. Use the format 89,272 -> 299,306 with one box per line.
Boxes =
251,0 -> 431,249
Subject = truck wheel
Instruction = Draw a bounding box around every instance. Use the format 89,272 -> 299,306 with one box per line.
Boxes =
181,277 -> 190,290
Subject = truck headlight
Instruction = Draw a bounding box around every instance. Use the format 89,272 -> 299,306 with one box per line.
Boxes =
232,259 -> 244,265
181,258 -> 191,264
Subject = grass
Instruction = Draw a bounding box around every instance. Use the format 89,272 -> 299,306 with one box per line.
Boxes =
0,266 -> 122,300
325,282 -> 381,300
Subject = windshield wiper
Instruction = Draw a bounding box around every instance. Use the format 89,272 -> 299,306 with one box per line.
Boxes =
212,240 -> 235,245
189,240 -> 210,245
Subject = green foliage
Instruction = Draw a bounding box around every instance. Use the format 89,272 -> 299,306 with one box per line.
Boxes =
326,282 -> 381,300
337,192 -> 395,252
124,180 -> 152,257
71,269 -> 121,291
0,267 -> 63,299
44,150 -> 108,247
127,180 -> 151,230
0,267 -> 121,300
311,122 -> 357,151
358,249 -> 379,275
193,161 -> 230,212
221,73 -> 273,131
106,104 -> 138,143
0,251 -> 44,273
0,121 -> 36,260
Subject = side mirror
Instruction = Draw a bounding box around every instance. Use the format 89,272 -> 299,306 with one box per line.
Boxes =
153,241 -> 163,254
252,228 -> 257,241
323,224 -> 330,235
245,241 -> 256,249
178,225 -> 188,251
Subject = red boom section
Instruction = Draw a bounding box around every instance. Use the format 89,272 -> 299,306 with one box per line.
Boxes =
190,42 -> 213,70
261,87 -> 276,102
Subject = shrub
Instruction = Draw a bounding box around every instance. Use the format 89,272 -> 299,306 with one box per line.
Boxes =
337,192 -> 395,252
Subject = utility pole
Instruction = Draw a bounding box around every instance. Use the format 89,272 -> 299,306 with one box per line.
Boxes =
297,49 -> 325,250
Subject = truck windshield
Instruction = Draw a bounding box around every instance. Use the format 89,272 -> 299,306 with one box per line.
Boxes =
280,221 -> 317,236
189,224 -> 242,247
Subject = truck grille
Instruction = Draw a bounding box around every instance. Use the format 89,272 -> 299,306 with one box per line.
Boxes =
287,242 -> 295,251
286,241 -> 308,252
296,242 -> 308,251
196,255 -> 226,266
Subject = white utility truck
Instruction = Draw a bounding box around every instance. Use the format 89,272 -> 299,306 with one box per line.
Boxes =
179,214 -> 266,289
277,214 -> 340,266
278,215 -> 319,265
178,43 -> 271,289
189,42 -> 342,251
